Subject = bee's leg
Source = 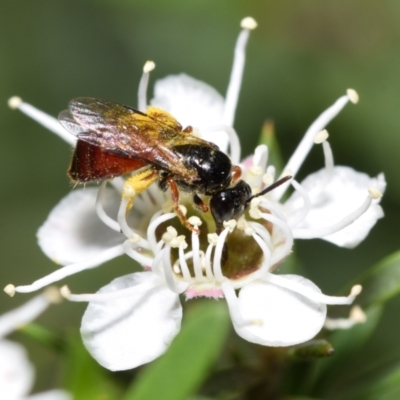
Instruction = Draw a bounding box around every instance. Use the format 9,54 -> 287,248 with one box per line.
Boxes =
193,194 -> 209,213
231,165 -> 242,184
123,166 -> 159,210
166,177 -> 200,234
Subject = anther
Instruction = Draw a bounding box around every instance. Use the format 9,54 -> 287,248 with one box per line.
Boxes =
4,284 -> 16,297
350,284 -> 362,297
122,184 -> 136,198
188,216 -> 202,227
8,96 -> 22,110
262,173 -> 274,186
170,235 -> 188,249
143,60 -> 155,73
350,305 -> 367,323
347,89 -> 359,104
60,285 -> 71,299
208,233 -> 219,245
43,286 -> 63,304
130,233 -> 143,243
241,17 -> 258,30
245,226 -> 255,236
368,186 -> 383,200
178,205 -> 187,216
314,129 -> 329,144
223,219 -> 237,232
249,165 -> 263,176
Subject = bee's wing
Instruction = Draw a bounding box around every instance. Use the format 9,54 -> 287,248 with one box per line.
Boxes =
59,98 -> 195,179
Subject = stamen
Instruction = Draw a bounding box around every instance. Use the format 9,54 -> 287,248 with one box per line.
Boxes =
252,145 -> 268,175
293,193 -> 374,239
96,182 -> 120,232
191,230 -> 203,280
257,203 -> 294,265
61,280 -> 160,302
276,92 -> 356,200
314,129 -> 329,144
138,60 -> 155,112
347,89 -> 359,104
11,244 -> 125,293
368,186 -> 383,199
287,179 -> 311,228
213,228 -> 230,282
223,17 -> 257,126
222,281 -> 261,327
118,197 -> 135,239
8,97 -> 76,145
204,243 -> 215,280
0,289 -> 59,337
162,244 -> 182,294
262,274 -> 362,305
202,125 -> 241,164
147,212 -> 176,252
178,246 -> 192,280
123,240 -> 153,266
324,305 -> 367,330
322,140 -> 334,179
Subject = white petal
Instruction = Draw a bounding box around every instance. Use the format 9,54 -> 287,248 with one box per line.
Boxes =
28,390 -> 72,400
151,74 -> 228,150
0,340 -> 34,400
285,166 -> 386,248
81,272 -> 182,371
38,188 -> 124,265
232,275 -> 326,346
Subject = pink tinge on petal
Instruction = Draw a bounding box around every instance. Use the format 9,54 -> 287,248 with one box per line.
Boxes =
241,155 -> 254,168
185,287 -> 224,300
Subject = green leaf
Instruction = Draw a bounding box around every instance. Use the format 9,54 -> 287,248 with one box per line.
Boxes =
258,120 -> 284,173
338,361 -> 400,400
123,301 -> 230,400
64,334 -> 123,400
19,322 -> 64,352
354,250 -> 400,308
307,305 -> 383,396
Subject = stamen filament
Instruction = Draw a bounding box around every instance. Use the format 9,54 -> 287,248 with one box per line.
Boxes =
213,228 -> 230,282
276,94 -> 352,200
96,182 -> 120,232
322,140 -> 334,179
293,195 -> 373,239
191,231 -> 203,280
178,247 -> 192,280
204,243 -> 215,280
123,240 -> 153,266
147,213 -> 176,252
8,98 -> 76,145
138,61 -> 155,112
162,245 -> 181,293
0,291 -> 55,337
287,179 -> 312,228
118,197 -> 135,238
223,21 -> 255,126
262,273 -> 360,305
13,245 -> 125,293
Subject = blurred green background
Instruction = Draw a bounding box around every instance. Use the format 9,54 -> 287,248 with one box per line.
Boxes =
1,0 -> 400,397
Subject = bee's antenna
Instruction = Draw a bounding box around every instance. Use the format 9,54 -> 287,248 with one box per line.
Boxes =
246,175 -> 292,205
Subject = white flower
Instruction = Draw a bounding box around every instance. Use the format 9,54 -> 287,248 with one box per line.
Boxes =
0,288 -> 71,400
7,17 -> 383,371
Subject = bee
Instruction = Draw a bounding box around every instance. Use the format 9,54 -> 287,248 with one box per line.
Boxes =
59,98 -> 242,232
59,98 -> 291,234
